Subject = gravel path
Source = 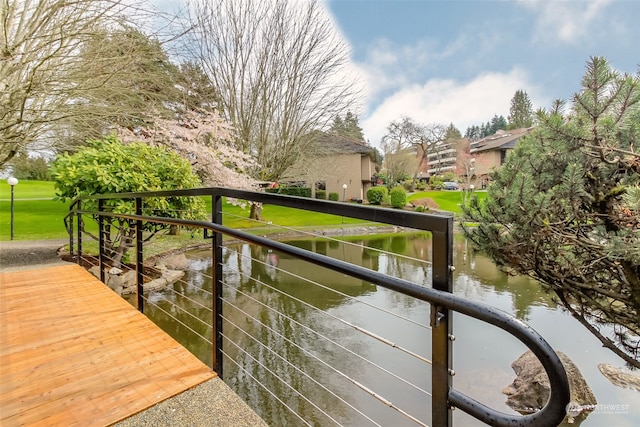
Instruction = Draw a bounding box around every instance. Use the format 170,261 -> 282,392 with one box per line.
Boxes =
0,239 -> 70,272
113,378 -> 268,427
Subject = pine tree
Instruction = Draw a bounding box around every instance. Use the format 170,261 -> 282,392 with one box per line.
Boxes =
508,90 -> 534,129
330,115 -> 345,134
445,123 -> 461,139
330,111 -> 365,140
489,115 -> 507,134
463,57 -> 640,367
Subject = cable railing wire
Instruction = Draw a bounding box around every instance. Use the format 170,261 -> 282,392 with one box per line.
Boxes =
221,278 -> 432,397
141,295 -> 212,346
221,296 -> 427,426
221,211 -> 433,266
149,292 -> 211,331
222,315 -> 382,426
227,248 -> 431,331
154,277 -> 214,317
221,349 -> 313,427
334,368 -> 429,427
86,234 -> 215,325
226,264 -> 432,366
220,332 -> 346,427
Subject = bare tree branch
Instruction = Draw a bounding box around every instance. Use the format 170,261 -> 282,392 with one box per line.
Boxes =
182,0 -> 360,180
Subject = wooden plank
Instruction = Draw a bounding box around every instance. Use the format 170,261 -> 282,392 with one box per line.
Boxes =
0,264 -> 216,426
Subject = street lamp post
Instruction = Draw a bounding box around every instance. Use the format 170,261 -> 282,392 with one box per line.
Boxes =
342,183 -> 347,202
7,177 -> 18,240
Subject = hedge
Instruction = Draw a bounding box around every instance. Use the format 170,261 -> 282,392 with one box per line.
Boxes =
366,186 -> 388,205
390,186 -> 407,209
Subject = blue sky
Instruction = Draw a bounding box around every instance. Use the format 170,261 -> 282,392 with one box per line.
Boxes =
153,0 -> 639,146
323,0 -> 640,145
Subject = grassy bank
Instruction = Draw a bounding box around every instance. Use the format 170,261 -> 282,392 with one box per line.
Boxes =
0,181 -> 481,241
0,181 -> 67,240
407,190 -> 486,212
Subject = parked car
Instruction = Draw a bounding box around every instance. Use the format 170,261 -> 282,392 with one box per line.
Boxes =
443,181 -> 458,190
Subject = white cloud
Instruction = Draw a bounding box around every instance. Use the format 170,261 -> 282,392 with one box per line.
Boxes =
355,35 -> 467,106
361,68 -> 547,146
516,0 -> 612,43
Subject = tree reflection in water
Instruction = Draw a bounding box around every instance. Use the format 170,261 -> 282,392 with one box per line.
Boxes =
139,234 -> 638,427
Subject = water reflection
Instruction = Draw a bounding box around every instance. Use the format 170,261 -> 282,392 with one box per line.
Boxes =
139,234 -> 639,427
453,237 -> 558,322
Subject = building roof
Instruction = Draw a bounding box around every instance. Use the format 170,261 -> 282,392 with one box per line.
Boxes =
472,127 -> 533,153
313,133 -> 375,156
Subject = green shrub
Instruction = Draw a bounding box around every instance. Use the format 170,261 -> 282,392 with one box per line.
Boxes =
390,186 -> 407,209
52,135 -> 205,266
366,186 -> 388,205
429,175 -> 444,189
315,189 -> 326,199
415,206 -> 425,213
328,192 -> 339,201
293,187 -> 312,197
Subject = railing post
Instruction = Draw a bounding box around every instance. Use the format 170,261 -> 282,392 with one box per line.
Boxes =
77,200 -> 83,266
68,204 -> 75,261
98,199 -> 106,284
212,193 -> 224,376
136,197 -> 144,313
431,215 -> 454,427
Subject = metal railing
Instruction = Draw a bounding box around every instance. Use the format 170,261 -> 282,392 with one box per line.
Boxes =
64,187 -> 570,426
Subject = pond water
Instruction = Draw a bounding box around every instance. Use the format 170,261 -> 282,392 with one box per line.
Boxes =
143,233 -> 639,426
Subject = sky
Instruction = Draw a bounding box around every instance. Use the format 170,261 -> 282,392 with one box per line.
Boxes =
322,0 -> 640,146
152,0 -> 640,147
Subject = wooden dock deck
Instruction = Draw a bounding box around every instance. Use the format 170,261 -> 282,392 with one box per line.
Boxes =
0,264 -> 216,426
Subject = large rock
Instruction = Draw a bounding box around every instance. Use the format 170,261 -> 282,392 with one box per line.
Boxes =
121,270 -> 137,295
502,350 -> 596,422
143,269 -> 185,292
88,265 -> 124,295
157,254 -> 190,270
598,363 -> 640,392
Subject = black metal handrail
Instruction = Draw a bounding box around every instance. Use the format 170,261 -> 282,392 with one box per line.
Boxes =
64,187 -> 570,426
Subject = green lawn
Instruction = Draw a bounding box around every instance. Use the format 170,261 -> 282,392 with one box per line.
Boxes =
0,181 -> 484,241
0,180 -> 68,240
221,203 -> 366,229
0,179 -> 57,199
408,190 -> 486,213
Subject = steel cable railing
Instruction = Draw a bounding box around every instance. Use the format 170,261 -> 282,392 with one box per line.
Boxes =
220,296 -> 425,426
222,210 -> 434,266
139,294 -> 213,346
221,315 -> 383,426
64,187 -> 571,427
221,348 -> 315,427
221,332 -> 347,427
227,247 -> 432,331
221,275 -> 432,396
228,264 -> 432,366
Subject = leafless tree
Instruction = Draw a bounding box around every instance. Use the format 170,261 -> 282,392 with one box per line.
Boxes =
184,0 -> 360,181
414,123 -> 447,175
381,117 -> 447,186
